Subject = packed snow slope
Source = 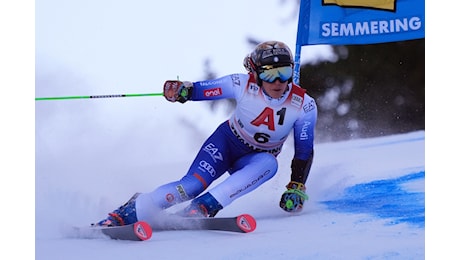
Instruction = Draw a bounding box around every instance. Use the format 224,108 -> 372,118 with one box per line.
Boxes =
36,102 -> 425,259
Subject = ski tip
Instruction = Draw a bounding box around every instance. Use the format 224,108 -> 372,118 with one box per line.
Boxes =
236,214 -> 257,233
133,221 -> 153,241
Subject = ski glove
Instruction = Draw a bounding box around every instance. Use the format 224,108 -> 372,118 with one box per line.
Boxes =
163,80 -> 193,103
279,181 -> 308,213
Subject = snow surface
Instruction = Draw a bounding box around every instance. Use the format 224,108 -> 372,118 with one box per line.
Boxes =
35,98 -> 425,259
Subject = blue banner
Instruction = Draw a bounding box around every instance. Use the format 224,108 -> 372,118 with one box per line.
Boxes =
296,0 -> 425,46
293,0 -> 424,84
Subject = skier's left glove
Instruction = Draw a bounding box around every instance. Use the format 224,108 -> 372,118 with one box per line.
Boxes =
163,80 -> 193,103
279,181 -> 308,213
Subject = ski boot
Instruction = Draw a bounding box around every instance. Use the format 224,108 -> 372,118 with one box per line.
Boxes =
93,193 -> 140,227
181,192 -> 223,218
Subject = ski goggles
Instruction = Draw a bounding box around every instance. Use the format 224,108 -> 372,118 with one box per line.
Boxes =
258,65 -> 293,83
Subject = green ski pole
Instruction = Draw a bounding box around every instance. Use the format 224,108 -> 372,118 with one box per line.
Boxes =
35,92 -> 163,101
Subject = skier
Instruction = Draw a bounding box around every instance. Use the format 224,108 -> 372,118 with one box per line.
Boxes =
95,40 -> 317,227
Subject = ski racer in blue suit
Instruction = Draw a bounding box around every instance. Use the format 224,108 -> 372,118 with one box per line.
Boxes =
95,41 -> 318,227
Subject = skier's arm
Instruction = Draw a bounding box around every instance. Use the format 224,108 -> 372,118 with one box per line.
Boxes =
290,97 -> 317,183
163,74 -> 248,103
279,95 -> 317,213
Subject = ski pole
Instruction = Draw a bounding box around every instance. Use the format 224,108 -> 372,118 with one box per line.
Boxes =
35,92 -> 163,101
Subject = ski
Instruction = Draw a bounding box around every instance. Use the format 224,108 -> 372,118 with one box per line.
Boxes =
74,214 -> 256,241
73,221 -> 153,241
153,213 -> 257,233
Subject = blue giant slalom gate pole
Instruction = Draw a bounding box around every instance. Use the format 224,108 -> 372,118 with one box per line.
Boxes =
293,0 -> 310,85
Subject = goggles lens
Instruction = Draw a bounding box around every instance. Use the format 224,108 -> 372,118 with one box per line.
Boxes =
258,66 -> 293,83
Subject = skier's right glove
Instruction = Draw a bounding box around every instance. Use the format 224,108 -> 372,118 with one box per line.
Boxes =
279,181 -> 308,213
163,80 -> 193,103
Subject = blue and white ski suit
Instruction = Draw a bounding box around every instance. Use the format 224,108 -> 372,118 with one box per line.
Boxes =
136,73 -> 317,222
